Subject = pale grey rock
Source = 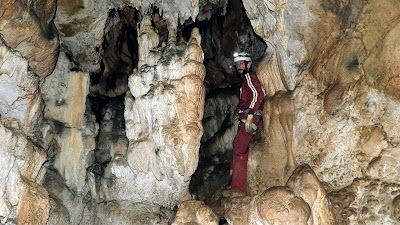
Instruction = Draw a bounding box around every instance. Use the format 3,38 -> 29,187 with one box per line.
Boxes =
87,201 -> 173,225
44,169 -> 87,225
0,124 -> 47,223
292,75 -> 395,190
137,15 -> 160,69
41,48 -> 90,128
346,179 -> 400,225
54,0 -> 125,72
53,126 -> 96,193
0,45 -> 43,136
129,67 -> 156,97
128,0 -> 201,42
247,187 -> 311,225
53,0 -> 224,74
102,163 -> 187,208
202,92 -> 238,142
94,96 -> 128,165
41,47 -> 98,193
0,0 -> 399,224
36,120 -> 56,151
367,145 -> 400,184
381,94 -> 400,145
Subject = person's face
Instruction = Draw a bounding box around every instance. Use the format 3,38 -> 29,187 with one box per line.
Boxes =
235,61 -> 251,75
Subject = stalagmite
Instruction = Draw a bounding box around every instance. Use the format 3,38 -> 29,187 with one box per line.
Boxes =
286,164 -> 334,225
111,25 -> 206,208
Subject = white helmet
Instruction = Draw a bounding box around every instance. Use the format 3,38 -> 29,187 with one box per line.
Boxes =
233,52 -> 251,63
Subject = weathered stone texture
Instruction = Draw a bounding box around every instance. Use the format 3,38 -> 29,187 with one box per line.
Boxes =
41,47 -> 90,128
0,45 -> 43,136
247,187 -> 311,225
41,48 -> 98,193
0,123 -> 48,224
172,200 -> 219,225
0,0 -> 59,77
329,178 -> 400,224
85,201 -> 173,225
234,1 -> 400,224
221,164 -> 333,225
17,180 -> 50,225
54,0 -> 124,73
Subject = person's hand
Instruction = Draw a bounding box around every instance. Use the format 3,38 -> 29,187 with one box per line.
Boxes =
245,114 -> 253,133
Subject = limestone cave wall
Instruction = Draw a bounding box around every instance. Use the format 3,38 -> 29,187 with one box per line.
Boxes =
0,0 -> 399,224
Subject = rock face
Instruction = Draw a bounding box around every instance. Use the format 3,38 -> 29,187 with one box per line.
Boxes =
41,47 -> 97,194
240,0 -> 400,223
0,124 -> 48,224
172,200 -> 219,225
0,0 -> 400,224
219,164 -> 332,225
0,45 -> 43,136
54,0 -> 124,73
189,89 -> 239,201
0,0 -> 59,77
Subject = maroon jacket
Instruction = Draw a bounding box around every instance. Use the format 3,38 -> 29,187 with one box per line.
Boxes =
238,72 -> 265,114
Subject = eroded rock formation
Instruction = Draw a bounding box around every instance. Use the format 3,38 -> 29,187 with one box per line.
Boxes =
172,200 -> 219,225
0,0 -> 400,224
210,164 -> 332,225
0,0 -> 59,78
110,26 -> 205,208
0,45 -> 43,136
0,123 -> 48,224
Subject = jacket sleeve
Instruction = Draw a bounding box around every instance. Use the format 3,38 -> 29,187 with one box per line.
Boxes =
244,73 -> 265,112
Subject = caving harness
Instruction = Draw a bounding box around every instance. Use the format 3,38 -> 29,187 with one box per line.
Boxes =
239,109 -> 263,134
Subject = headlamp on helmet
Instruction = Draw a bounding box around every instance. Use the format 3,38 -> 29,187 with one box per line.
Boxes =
233,52 -> 251,63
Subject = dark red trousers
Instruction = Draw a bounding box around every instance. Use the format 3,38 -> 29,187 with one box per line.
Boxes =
231,114 -> 262,191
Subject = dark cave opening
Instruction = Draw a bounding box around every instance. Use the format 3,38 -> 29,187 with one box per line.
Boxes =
90,6 -> 139,97
88,6 -> 139,174
189,0 -> 267,202
88,93 -> 127,174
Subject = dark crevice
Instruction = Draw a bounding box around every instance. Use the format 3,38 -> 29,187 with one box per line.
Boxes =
88,93 -> 126,167
189,0 -> 266,204
151,7 -> 169,46
90,6 -> 139,97
86,7 -> 138,194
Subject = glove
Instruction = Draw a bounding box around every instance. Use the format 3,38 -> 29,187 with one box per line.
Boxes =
245,114 -> 253,133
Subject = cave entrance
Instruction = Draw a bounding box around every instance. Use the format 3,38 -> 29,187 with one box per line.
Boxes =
88,6 -> 139,173
188,0 -> 267,202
